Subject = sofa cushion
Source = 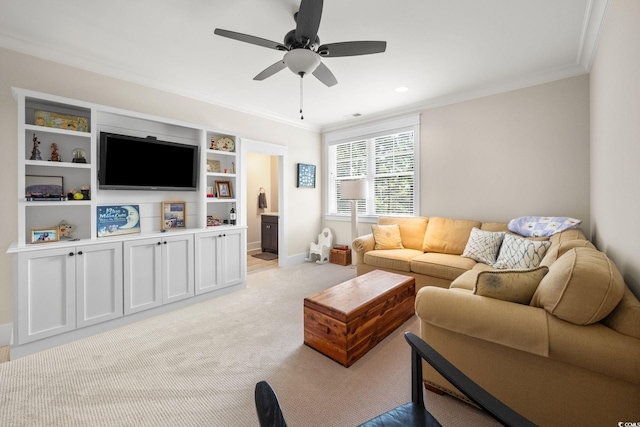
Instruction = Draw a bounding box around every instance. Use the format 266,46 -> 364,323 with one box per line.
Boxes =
480,222 -> 509,232
474,266 -> 549,305
531,247 -> 625,325
493,233 -> 551,269
422,217 -> 482,254
363,249 -> 424,272
371,224 -> 404,250
508,216 -> 582,237
601,288 -> 640,339
411,252 -> 477,281
540,239 -> 597,268
449,270 -> 481,291
461,227 -> 505,265
378,216 -> 428,251
549,228 -> 587,245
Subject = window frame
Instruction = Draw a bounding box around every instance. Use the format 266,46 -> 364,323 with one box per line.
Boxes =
323,114 -> 421,223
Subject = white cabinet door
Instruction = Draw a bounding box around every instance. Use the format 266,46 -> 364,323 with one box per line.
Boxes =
17,247 -> 76,344
162,234 -> 194,303
194,231 -> 222,295
123,238 -> 162,315
221,229 -> 245,288
76,242 -> 123,328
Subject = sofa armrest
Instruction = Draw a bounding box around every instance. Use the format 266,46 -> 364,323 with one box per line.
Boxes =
352,233 -> 375,264
415,287 -> 549,357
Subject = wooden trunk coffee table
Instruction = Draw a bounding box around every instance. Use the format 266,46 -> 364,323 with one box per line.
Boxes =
303,270 -> 416,367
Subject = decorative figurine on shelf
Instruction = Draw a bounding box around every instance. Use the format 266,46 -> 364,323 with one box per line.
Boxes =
58,220 -> 76,239
49,142 -> 62,162
80,185 -> 90,200
71,148 -> 87,163
30,134 -> 42,160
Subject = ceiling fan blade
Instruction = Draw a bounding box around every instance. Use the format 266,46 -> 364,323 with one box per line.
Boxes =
318,41 -> 387,57
214,28 -> 288,51
254,60 -> 287,81
295,0 -> 323,45
312,61 -> 337,87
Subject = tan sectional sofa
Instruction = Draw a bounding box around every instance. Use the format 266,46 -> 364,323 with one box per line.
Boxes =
352,216 -> 640,426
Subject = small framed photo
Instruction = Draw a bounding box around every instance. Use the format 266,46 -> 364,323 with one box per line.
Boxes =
297,163 -> 316,188
162,202 -> 186,230
31,228 -> 59,244
215,181 -> 232,198
206,159 -> 221,173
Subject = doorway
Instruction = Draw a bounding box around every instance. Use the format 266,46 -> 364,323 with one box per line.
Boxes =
240,139 -> 288,270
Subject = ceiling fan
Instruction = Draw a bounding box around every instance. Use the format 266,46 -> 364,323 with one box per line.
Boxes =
214,0 -> 387,118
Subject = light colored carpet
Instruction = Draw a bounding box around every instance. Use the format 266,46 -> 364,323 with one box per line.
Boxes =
0,262 -> 498,427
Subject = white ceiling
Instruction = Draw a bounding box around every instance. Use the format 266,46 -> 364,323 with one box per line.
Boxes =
0,0 -> 608,132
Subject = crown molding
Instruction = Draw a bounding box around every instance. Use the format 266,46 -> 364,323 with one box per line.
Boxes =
0,31 -> 321,133
577,0 -> 610,72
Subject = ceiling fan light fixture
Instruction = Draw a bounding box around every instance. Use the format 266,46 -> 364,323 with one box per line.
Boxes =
284,49 -> 321,75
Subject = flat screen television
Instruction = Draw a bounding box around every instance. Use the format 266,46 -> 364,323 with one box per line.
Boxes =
99,132 -> 199,191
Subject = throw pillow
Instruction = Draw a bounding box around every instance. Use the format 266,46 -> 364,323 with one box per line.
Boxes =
493,233 -> 551,269
461,227 -> 505,265
422,217 -> 482,254
371,224 -> 404,250
508,216 -> 581,237
531,247 -> 625,325
378,217 -> 428,251
474,266 -> 549,305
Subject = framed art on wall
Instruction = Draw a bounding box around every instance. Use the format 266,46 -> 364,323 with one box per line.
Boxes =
297,163 -> 316,188
162,202 -> 186,230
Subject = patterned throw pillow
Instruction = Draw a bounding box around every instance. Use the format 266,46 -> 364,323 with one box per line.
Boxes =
493,233 -> 551,269
508,216 -> 581,237
474,266 -> 549,304
371,224 -> 404,250
461,227 -> 505,265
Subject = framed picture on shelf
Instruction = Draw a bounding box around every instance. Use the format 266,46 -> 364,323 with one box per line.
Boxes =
206,159 -> 221,173
162,201 -> 186,230
25,175 -> 64,200
297,163 -> 316,188
31,228 -> 59,244
215,181 -> 232,198
97,205 -> 141,237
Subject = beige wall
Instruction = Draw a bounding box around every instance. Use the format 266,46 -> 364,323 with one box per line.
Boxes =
421,75 -> 590,226
326,75 -> 591,245
0,47 -> 322,326
590,0 -> 640,296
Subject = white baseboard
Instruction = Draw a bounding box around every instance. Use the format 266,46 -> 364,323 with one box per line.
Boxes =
247,241 -> 261,251
281,253 -> 310,268
0,323 -> 13,346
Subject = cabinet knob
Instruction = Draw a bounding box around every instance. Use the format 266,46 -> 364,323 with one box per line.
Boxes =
163,241 -> 167,244
77,251 -> 83,255
157,242 -> 162,245
68,252 -> 74,257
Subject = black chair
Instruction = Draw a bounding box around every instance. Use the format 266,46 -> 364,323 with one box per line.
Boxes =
255,332 -> 537,427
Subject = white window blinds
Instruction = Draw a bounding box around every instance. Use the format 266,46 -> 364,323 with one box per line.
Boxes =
326,114 -> 419,218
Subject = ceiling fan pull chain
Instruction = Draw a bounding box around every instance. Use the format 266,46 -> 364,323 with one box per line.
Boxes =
300,74 -> 304,120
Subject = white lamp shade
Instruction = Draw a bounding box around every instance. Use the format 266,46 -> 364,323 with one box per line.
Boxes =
340,180 -> 367,200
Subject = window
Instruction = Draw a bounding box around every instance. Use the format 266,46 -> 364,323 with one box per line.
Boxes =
325,114 -> 420,219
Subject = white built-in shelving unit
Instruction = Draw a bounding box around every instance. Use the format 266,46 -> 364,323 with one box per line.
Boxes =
8,87 -> 247,358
